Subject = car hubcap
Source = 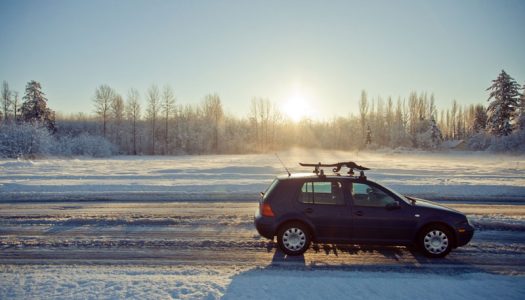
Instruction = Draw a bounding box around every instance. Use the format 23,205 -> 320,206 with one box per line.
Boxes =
424,230 -> 449,254
283,227 -> 306,251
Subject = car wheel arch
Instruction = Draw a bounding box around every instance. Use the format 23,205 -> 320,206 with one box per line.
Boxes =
276,219 -> 315,241
416,222 -> 457,248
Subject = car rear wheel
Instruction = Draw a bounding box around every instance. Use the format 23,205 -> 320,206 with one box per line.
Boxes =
419,225 -> 452,258
277,222 -> 311,256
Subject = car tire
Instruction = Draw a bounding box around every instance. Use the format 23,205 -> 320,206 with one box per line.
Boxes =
277,222 -> 311,256
418,225 -> 453,258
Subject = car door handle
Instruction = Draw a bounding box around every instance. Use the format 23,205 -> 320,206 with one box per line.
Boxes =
304,208 -> 313,214
355,211 -> 363,216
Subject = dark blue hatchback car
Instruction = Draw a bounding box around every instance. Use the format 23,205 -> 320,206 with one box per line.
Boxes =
254,162 -> 474,258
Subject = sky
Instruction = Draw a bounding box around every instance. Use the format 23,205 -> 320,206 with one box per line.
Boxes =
0,0 -> 524,120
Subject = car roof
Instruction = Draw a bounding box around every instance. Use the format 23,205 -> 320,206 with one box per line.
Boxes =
276,173 -> 367,181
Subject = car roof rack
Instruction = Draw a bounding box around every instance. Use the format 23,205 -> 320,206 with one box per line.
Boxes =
299,161 -> 370,178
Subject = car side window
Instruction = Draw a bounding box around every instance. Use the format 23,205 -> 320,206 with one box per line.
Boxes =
351,183 -> 397,207
299,181 -> 345,205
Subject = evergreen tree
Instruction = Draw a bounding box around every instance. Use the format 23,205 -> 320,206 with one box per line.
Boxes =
429,117 -> 443,148
473,104 -> 488,132
486,70 -> 521,136
20,80 -> 56,132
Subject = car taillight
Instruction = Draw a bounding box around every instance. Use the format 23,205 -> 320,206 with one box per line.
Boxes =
260,202 -> 275,217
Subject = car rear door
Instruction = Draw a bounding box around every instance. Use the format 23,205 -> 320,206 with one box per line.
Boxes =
294,179 -> 352,241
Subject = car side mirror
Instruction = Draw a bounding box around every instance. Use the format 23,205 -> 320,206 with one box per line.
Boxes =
386,201 -> 401,210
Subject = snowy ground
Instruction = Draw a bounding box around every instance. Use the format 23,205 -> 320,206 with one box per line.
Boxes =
0,149 -> 524,202
1,150 -> 524,299
2,265 -> 524,300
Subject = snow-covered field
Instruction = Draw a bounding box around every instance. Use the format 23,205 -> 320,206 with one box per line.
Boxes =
0,149 -> 524,202
1,150 -> 525,299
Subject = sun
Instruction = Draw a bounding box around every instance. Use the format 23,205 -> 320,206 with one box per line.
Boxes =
282,92 -> 312,122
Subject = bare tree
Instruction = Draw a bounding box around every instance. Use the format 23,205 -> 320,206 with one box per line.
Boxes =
249,98 -> 260,149
450,100 -> 458,139
126,88 -> 141,155
249,98 -> 278,151
1,81 -> 12,123
111,94 -> 125,148
93,84 -> 116,138
161,84 -> 176,154
359,90 -> 368,143
146,85 -> 160,154
13,91 -> 19,122
202,93 -> 223,153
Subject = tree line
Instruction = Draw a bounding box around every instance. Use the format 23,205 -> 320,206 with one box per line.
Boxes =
1,70 -> 524,158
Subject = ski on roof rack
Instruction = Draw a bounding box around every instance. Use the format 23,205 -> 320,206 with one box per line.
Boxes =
299,161 -> 370,176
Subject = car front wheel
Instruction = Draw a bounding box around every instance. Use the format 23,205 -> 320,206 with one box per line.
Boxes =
277,222 -> 311,256
419,225 -> 453,258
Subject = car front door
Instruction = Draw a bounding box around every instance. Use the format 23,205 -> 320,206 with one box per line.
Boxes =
350,182 -> 417,243
294,180 -> 352,241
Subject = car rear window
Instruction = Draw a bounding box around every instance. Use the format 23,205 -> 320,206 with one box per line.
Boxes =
299,181 -> 345,205
262,179 -> 279,201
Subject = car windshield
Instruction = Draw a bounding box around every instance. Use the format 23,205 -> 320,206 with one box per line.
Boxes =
375,183 -> 411,204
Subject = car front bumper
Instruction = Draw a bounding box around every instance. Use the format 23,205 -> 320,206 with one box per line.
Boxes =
456,222 -> 475,247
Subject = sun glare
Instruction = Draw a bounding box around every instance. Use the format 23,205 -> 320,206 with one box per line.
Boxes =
282,92 -> 312,122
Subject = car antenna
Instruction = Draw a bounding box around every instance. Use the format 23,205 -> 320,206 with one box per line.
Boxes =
275,153 -> 291,177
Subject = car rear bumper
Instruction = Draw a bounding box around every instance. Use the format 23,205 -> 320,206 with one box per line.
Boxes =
254,210 -> 275,240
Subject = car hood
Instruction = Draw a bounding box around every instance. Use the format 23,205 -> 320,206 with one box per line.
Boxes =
405,196 -> 462,214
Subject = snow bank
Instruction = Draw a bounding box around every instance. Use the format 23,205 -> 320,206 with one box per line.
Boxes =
1,265 -> 524,300
224,268 -> 525,300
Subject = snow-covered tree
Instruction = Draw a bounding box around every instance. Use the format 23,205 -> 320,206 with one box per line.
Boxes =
486,70 -> 521,136
20,80 -> 55,132
0,122 -> 54,158
473,104 -> 487,133
429,117 -> 443,148
415,118 -> 442,150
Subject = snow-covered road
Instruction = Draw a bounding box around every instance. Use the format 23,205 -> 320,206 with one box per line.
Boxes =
1,201 -> 524,299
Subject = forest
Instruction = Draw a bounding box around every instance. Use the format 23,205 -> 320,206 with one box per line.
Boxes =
0,70 -> 524,158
